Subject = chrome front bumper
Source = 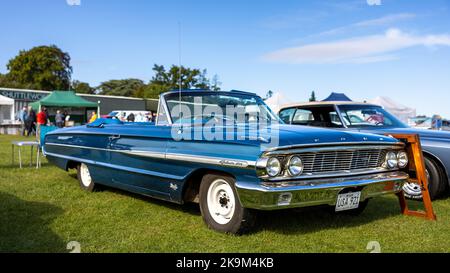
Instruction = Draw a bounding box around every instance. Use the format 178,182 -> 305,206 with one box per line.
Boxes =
236,171 -> 409,210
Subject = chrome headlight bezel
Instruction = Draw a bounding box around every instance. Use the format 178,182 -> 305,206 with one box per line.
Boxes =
385,151 -> 399,169
287,156 -> 304,177
397,151 -> 409,168
266,157 -> 282,177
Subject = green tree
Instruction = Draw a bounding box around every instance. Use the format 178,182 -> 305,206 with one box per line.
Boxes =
5,45 -> 72,90
152,65 -> 204,90
210,75 -> 222,91
97,79 -> 145,97
134,83 -> 168,99
309,91 -> 317,102
134,64 -> 221,99
0,73 -> 7,86
72,80 -> 95,94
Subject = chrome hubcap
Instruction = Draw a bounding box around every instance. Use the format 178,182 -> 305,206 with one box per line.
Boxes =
402,169 -> 430,197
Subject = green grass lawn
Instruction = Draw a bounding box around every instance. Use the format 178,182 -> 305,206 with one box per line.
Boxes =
0,134 -> 449,253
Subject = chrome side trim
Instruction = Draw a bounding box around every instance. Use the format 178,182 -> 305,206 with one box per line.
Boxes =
44,151 -> 183,180
45,143 -> 255,168
46,143 -> 109,152
121,150 -> 166,159
165,153 -> 253,168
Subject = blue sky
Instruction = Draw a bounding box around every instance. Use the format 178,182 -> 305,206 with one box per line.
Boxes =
1,0 -> 450,117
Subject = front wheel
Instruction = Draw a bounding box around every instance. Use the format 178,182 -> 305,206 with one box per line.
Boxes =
199,173 -> 255,234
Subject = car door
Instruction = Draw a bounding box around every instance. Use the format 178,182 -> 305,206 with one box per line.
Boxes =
105,124 -> 175,201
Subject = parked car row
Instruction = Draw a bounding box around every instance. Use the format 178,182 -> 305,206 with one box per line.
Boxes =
278,101 -> 450,200
42,90 -> 440,234
105,110 -> 156,123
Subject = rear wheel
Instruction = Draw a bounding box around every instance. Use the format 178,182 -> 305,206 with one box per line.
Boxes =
403,157 -> 446,200
199,173 -> 255,234
77,163 -> 99,192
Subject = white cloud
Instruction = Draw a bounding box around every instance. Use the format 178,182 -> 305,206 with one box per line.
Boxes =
314,13 -> 416,37
367,0 -> 382,6
66,0 -> 81,6
263,29 -> 450,64
355,13 -> 416,27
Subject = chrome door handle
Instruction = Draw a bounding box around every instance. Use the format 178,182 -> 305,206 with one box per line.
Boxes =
109,135 -> 121,141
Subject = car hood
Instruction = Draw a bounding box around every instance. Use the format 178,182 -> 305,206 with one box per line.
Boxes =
252,124 -> 398,148
361,127 -> 450,143
48,122 -> 400,149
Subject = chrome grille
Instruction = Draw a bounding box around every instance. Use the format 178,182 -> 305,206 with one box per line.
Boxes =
296,149 -> 387,174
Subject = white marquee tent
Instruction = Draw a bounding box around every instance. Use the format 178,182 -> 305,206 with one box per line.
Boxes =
367,96 -> 416,123
265,92 -> 292,113
0,94 -> 15,124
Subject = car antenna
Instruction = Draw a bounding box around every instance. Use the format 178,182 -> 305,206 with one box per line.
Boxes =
178,21 -> 183,130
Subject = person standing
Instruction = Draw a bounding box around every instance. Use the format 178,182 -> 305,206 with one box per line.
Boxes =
25,106 -> 36,137
127,113 -> 135,122
36,107 -> 48,139
55,110 -> 64,128
64,110 -> 71,126
17,106 -> 28,136
88,111 -> 98,123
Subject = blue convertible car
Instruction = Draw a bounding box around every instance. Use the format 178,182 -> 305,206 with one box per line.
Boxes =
279,101 -> 450,200
44,90 -> 410,234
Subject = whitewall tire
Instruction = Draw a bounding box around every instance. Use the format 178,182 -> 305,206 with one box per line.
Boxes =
199,173 -> 255,234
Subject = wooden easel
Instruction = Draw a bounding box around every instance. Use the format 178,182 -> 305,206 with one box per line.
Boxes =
389,134 -> 437,220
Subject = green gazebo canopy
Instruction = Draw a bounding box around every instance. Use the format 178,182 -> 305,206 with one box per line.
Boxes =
30,91 -> 98,110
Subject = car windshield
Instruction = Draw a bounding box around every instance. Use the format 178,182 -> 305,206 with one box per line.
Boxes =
338,105 -> 408,128
164,92 -> 279,125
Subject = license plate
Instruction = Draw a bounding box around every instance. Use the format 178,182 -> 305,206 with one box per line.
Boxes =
335,192 -> 361,212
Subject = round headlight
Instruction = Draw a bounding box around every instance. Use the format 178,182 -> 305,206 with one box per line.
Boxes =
386,152 -> 398,169
266,157 -> 281,177
397,151 -> 409,168
288,156 -> 304,176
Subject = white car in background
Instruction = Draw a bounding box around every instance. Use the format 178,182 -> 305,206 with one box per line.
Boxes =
107,110 -> 152,122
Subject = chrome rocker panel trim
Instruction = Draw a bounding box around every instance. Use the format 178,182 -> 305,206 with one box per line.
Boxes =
44,143 -> 255,168
235,171 -> 409,210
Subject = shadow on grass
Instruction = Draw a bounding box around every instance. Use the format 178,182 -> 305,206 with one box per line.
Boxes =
103,186 -> 202,216
65,173 -> 202,217
62,169 -> 411,235
253,197 -> 403,235
0,192 -> 66,253
81,179 -> 404,234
